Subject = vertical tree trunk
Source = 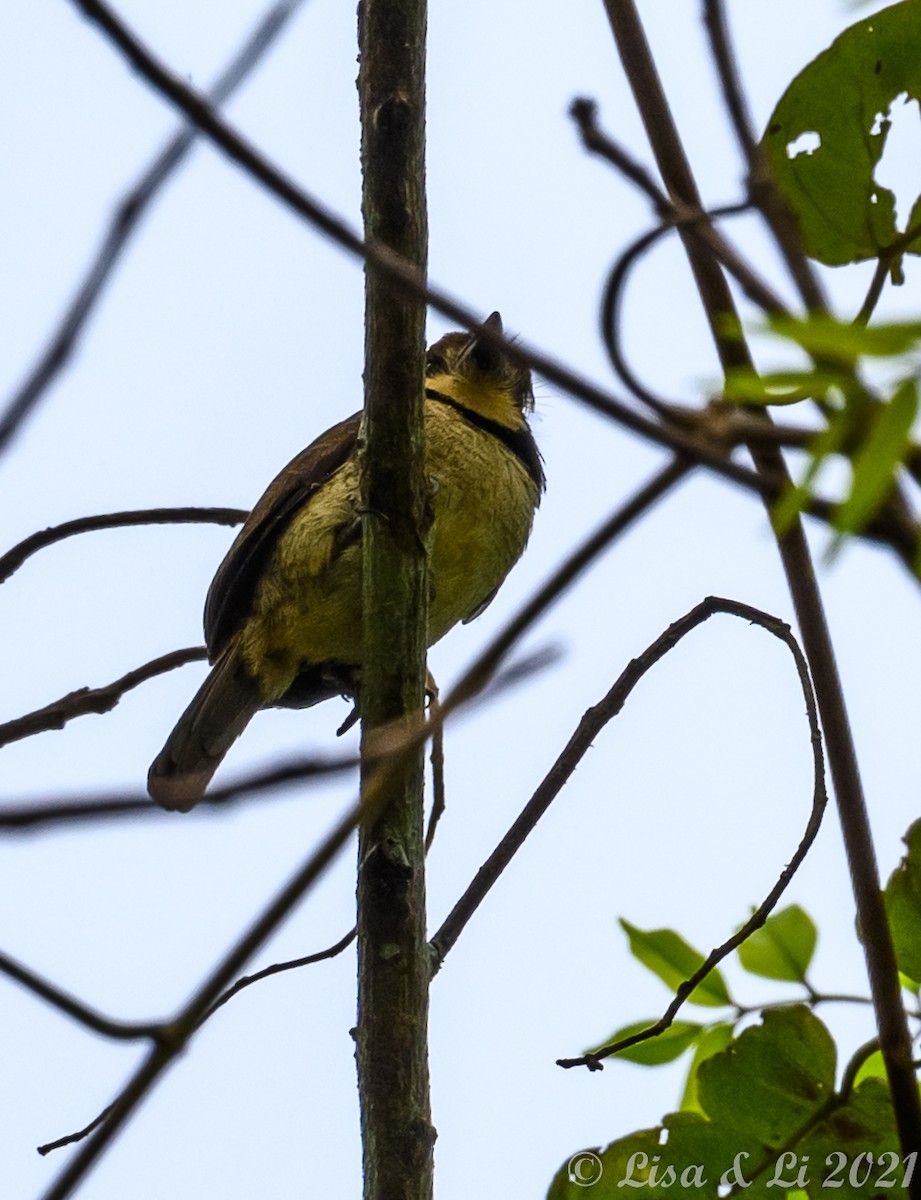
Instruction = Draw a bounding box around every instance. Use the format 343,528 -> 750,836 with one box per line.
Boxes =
355,0 -> 434,1197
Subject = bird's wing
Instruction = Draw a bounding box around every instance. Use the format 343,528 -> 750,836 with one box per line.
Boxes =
204,411 -> 362,655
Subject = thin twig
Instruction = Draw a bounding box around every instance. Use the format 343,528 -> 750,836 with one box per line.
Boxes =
1,0 -> 309,455
432,597 -> 824,973
853,219 -> 921,326
0,647 -> 205,748
0,751 -> 360,831
38,1103 -> 117,1158
572,98 -> 787,317
199,927 -> 357,1024
0,949 -> 163,1042
855,258 -> 892,329
701,0 -> 758,166
0,508 -> 245,585
424,710 -> 446,853
599,205 -> 750,417
40,925 -> 359,1157
570,98 -> 667,211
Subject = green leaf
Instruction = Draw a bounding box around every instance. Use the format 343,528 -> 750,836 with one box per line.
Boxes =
835,377 -> 919,535
737,905 -> 818,983
884,818 -> 921,983
853,1048 -> 887,1086
680,1022 -> 735,1113
798,1079 -> 903,1200
724,366 -> 841,407
549,1012 -> 906,1200
771,399 -> 860,533
547,1130 -> 659,1199
697,1007 -> 836,1148
619,920 -> 732,1007
547,1120 -> 752,1200
762,1 -> 921,265
768,313 -> 921,361
587,1019 -> 703,1065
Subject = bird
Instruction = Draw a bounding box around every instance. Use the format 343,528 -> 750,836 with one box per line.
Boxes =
147,312 -> 544,811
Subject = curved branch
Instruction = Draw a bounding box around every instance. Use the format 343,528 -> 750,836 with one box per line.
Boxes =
0,948 -> 162,1042
557,601 -> 825,1068
0,647 -> 206,748
431,597 -> 825,974
599,205 -> 750,418
0,0 -> 309,455
0,507 -> 245,586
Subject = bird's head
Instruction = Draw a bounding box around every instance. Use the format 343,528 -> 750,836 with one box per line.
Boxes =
425,312 -> 534,429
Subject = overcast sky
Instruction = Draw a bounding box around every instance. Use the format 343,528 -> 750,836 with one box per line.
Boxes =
2,2 -> 920,1197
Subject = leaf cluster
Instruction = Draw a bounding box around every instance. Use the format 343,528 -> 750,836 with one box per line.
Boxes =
721,1 -> 921,562
548,822 -> 921,1198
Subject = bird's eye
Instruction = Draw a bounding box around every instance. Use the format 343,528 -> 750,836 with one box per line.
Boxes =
426,352 -> 449,376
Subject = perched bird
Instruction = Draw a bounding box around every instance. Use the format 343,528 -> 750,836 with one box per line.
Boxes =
148,312 -> 543,811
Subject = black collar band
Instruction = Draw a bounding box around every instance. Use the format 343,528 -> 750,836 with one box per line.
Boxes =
425,388 -> 545,491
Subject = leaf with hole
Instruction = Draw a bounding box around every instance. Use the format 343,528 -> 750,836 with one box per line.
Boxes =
763,1 -> 921,265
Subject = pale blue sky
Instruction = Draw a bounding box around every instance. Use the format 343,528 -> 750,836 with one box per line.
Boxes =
2,2 -> 919,1197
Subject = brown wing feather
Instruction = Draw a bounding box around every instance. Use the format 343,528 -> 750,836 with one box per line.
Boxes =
204,412 -> 362,655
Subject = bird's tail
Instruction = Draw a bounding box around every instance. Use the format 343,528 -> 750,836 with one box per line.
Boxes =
148,644 -> 262,811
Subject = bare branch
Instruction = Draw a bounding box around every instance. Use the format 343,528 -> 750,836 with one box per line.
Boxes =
201,927 -> 357,1024
0,0 -> 309,455
0,948 -> 162,1042
599,206 -> 749,418
431,596 -> 825,971
701,0 -> 759,165
0,647 -> 205,748
424,709 -> 446,853
0,752 -> 359,831
38,1102 -> 117,1159
572,98 -> 787,317
570,98 -> 668,211
0,507 -> 245,586
557,603 -> 826,1068
40,926 -> 358,1158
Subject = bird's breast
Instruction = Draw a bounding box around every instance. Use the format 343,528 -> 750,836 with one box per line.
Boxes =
240,400 -> 539,701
